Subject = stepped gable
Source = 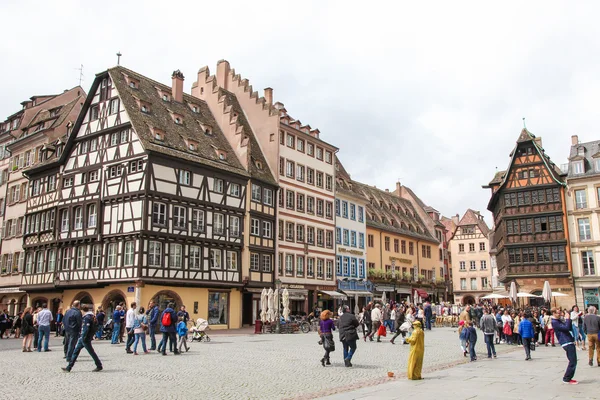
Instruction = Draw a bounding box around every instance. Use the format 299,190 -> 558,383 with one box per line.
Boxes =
457,209 -> 490,235
111,66 -> 247,176
229,68 -> 279,117
218,88 -> 277,186
352,181 -> 439,243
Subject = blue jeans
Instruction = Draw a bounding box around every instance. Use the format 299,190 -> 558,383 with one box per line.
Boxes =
149,325 -> 156,349
563,343 -> 577,382
484,334 -> 496,357
64,332 -> 79,361
96,324 -> 103,339
425,316 -> 432,330
133,333 -> 147,353
67,338 -> 102,370
342,340 -> 357,361
469,340 -> 477,360
37,325 -> 50,351
383,319 -> 394,332
111,323 -> 120,344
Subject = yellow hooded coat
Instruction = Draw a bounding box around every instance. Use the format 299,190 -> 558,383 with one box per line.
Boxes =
405,320 -> 424,380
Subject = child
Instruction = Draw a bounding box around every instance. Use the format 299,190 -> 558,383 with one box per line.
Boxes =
467,321 -> 478,361
458,320 -> 468,357
176,316 -> 189,353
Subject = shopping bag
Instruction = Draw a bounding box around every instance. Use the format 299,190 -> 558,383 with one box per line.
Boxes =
377,324 -> 387,337
503,323 -> 512,336
530,341 -> 536,351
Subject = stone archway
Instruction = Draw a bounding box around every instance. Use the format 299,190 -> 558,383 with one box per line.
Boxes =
101,289 -> 127,317
150,290 -> 183,312
31,297 -> 48,310
462,295 -> 476,306
17,295 -> 27,314
73,291 -> 95,308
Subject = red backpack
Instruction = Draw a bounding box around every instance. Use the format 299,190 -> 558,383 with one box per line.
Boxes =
161,311 -> 172,327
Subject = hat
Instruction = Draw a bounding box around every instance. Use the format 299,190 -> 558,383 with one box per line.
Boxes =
413,320 -> 422,328
458,320 -> 465,326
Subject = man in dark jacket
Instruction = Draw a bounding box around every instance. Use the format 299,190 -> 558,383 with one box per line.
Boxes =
63,301 -> 82,362
551,307 -> 577,384
362,304 -> 372,342
338,305 -> 359,367
160,303 -> 179,355
424,302 -> 433,330
480,308 -> 497,358
62,304 -> 102,372
147,301 -> 160,350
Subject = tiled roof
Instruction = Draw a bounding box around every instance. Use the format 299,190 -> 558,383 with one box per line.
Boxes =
334,156 -> 365,201
218,89 -> 277,186
440,217 -> 457,242
567,139 -> 600,179
351,181 -> 438,243
110,66 -> 248,177
457,208 -> 490,235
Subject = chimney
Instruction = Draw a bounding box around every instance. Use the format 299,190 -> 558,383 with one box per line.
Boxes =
171,70 -> 184,103
216,60 -> 230,90
452,214 -> 459,225
396,181 -> 401,193
571,135 -> 579,146
264,87 -> 273,105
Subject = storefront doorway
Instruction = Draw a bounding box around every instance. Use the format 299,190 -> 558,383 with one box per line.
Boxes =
102,290 -> 127,318
151,290 -> 183,312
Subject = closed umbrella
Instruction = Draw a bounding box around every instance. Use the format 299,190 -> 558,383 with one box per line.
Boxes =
282,288 -> 290,322
509,282 -> 517,304
354,296 -> 360,316
414,289 -> 420,304
267,288 -> 274,323
260,288 -> 268,323
542,281 -> 552,303
381,291 -> 387,304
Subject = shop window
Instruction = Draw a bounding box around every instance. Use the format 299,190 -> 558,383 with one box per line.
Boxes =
208,292 -> 228,325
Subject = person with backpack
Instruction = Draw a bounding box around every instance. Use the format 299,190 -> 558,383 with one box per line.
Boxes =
160,302 -> 179,356
176,315 -> 189,353
63,301 -> 82,363
62,304 -> 102,373
147,301 -> 160,351
133,307 -> 149,355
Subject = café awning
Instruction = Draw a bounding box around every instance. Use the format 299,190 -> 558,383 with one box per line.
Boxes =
341,290 -> 373,297
319,290 -> 347,300
415,289 -> 429,298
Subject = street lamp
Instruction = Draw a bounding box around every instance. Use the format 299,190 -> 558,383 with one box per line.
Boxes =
275,278 -> 282,334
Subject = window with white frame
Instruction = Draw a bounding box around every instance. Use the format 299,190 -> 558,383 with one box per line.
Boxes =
250,253 -> 260,271
88,204 -> 97,228
229,216 -> 240,237
262,255 -> 272,272
148,241 -> 162,267
582,251 -> 595,275
152,202 -> 167,225
60,209 -> 69,232
578,218 -> 592,241
36,250 -> 45,273
47,249 -> 56,272
211,249 -> 222,269
213,179 -> 224,193
263,221 -> 272,238
75,246 -> 86,269
179,170 -> 191,185
91,245 -> 101,269
173,206 -> 186,229
460,278 -> 466,290
469,261 -> 476,270
169,244 -> 183,268
480,260 -> 487,270
575,189 -> 587,209
214,213 -> 225,235
285,254 -> 294,275
124,241 -> 134,266
459,261 -> 466,271
251,184 -> 261,202
189,245 -> 201,269
192,209 -> 205,232
264,189 -> 273,206
251,218 -> 260,236
297,165 -> 304,182
61,248 -> 71,270
227,251 -> 237,270
74,207 -> 83,230
229,183 -> 241,197
573,161 -> 584,174
25,252 -> 33,274
286,161 -> 294,178
107,243 -> 117,267
470,278 -> 477,290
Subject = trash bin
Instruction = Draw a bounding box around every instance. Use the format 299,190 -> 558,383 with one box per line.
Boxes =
254,320 -> 263,334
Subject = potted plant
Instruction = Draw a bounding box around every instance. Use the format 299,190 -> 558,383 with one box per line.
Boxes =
1,267 -> 6,274
402,272 -> 411,281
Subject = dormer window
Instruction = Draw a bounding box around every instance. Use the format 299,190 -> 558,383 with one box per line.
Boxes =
155,132 -> 164,141
578,147 -> 585,156
191,105 -> 199,113
255,160 -> 263,170
141,105 -> 149,113
175,117 -> 182,125
200,123 -> 213,136
573,161 -> 584,174
162,94 -> 169,102
186,140 -> 198,151
219,152 -> 226,160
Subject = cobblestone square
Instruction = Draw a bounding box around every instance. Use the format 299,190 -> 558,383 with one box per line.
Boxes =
0,328 -> 516,400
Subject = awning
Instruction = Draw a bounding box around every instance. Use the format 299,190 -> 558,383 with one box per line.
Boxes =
415,289 -> 429,298
289,295 -> 306,301
341,290 -> 373,297
319,290 -> 347,300
396,287 -> 412,294
0,287 -> 25,294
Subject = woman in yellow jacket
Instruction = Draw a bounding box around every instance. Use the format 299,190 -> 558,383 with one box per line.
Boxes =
513,312 -> 522,346
405,320 -> 424,380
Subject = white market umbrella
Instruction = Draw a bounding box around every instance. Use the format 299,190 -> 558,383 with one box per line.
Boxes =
481,293 -> 509,299
354,302 -> 360,316
414,289 -> 420,304
551,292 -> 568,297
381,291 -> 387,304
542,281 -> 552,303
517,292 -> 540,298
267,288 -> 274,323
273,288 -> 280,322
509,282 -> 517,303
260,288 -> 268,323
282,288 -> 290,322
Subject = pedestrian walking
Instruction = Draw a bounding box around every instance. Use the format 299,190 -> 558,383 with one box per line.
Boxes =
458,320 -> 468,357
147,301 -> 159,350
95,307 -> 105,339
125,302 -> 137,353
570,306 -> 585,350
32,308 -> 40,349
177,305 -> 190,324
21,307 -> 34,352
63,301 -> 82,362
424,302 -> 433,330
133,307 -> 149,355
583,306 -> 600,366
480,308 -> 497,358
551,307 -> 578,385
405,320 -> 424,380
13,312 -> 22,339
176,316 -> 189,353
368,304 -> 382,342
544,310 -> 555,346
0,309 -> 9,339
337,305 -> 359,367
362,305 -> 372,341
160,302 -> 179,356
502,310 -> 513,345
55,308 -> 63,337
466,321 -> 477,361
519,311 -> 535,360
36,303 -> 53,352
390,306 -> 407,345
318,310 -> 335,366
62,304 -> 102,373
111,305 -> 123,344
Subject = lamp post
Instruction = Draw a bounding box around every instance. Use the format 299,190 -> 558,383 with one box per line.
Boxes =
275,278 -> 282,334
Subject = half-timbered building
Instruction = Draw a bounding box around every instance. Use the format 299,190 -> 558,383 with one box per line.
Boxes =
485,128 -> 575,308
22,66 -> 253,328
0,87 -> 84,316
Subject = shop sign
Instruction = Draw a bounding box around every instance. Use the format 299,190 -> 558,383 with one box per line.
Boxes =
127,286 -> 135,293
282,284 -> 305,289
338,247 -> 364,256
375,284 -> 395,292
389,256 -> 412,264
584,288 -> 599,307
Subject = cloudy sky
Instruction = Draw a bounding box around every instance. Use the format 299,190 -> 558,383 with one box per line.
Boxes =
2,1 -> 599,225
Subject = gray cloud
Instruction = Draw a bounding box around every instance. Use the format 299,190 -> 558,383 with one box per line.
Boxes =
2,1 -> 599,227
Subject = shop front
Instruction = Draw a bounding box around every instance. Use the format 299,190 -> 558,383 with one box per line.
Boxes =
317,289 -> 347,313
280,284 -> 309,315
339,279 -> 373,313
583,287 -> 599,309
373,284 -> 395,304
396,286 -> 412,303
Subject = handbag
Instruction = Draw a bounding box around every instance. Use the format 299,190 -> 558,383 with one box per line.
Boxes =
400,321 -> 412,332
529,341 -> 536,351
377,324 -> 387,337
503,322 -> 512,336
322,334 -> 335,352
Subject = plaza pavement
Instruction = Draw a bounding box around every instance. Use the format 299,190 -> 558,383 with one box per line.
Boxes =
0,328 -> 595,399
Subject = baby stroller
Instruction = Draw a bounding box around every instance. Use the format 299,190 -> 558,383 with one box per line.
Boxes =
190,318 -> 211,342
99,318 -> 113,340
